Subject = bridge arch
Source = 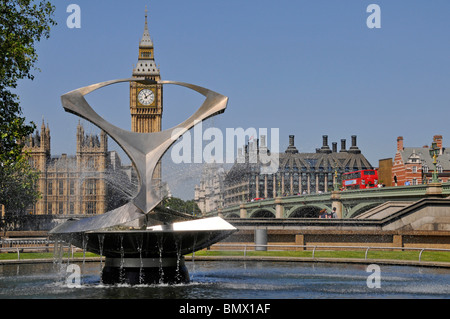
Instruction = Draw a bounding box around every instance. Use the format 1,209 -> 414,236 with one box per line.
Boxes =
346,202 -> 381,218
287,204 -> 329,218
249,208 -> 276,218
223,212 -> 240,218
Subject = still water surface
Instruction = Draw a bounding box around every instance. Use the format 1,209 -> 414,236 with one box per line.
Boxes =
0,261 -> 448,299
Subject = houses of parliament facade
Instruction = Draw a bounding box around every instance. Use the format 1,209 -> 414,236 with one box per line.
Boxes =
21,10 -> 162,216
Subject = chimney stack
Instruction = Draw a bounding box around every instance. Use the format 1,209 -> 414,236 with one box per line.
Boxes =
397,136 -> 404,152
434,135 -> 443,154
351,135 -> 357,147
349,135 -> 361,154
340,139 -> 347,152
319,135 -> 331,153
323,135 -> 328,147
285,135 -> 298,154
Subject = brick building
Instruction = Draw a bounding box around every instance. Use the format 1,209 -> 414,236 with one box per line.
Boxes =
391,135 -> 450,186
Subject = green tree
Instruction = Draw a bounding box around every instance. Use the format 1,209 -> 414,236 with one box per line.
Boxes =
0,154 -> 40,215
184,199 -> 201,216
163,197 -> 201,215
0,0 -> 56,216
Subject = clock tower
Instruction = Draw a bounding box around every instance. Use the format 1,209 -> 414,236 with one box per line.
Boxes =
130,8 -> 162,133
130,8 -> 163,189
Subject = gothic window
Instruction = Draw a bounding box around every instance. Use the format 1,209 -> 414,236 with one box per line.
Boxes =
59,180 -> 64,195
47,181 -> 53,195
87,202 -> 96,214
70,180 -> 75,195
86,180 -> 96,195
28,157 -> 35,168
87,157 -> 95,168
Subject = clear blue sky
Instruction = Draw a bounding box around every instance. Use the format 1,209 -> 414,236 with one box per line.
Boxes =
16,0 -> 450,197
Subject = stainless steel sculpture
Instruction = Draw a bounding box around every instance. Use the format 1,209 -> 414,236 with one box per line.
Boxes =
50,78 -> 237,284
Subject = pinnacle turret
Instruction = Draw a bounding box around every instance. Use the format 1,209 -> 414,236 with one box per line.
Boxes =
139,6 -> 153,49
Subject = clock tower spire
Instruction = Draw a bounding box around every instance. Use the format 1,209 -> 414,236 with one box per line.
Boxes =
130,6 -> 162,133
130,7 -> 164,195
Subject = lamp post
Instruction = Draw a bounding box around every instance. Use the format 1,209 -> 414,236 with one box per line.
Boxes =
333,166 -> 339,191
277,173 -> 281,197
429,142 -> 440,183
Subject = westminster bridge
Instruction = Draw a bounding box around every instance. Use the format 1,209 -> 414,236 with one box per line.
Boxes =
208,183 -> 450,219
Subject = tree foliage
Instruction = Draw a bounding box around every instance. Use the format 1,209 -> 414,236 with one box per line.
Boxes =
0,0 -> 56,215
162,197 -> 201,216
0,154 -> 40,215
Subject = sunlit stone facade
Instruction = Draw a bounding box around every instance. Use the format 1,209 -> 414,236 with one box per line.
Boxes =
24,121 -> 106,215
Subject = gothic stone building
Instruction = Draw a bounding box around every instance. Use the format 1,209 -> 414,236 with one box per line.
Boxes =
23,121 -> 111,215
20,11 -> 165,216
223,135 -> 373,207
23,121 -> 137,216
194,162 -> 226,214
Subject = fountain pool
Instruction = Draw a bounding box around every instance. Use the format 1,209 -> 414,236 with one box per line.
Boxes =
0,260 -> 448,299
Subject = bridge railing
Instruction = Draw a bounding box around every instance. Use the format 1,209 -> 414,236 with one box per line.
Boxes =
207,182 -> 450,217
199,243 -> 450,263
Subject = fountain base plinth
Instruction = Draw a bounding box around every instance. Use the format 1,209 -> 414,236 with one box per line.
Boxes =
101,256 -> 190,285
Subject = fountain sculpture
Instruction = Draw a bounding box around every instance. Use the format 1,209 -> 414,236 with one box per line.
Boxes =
49,78 -> 237,284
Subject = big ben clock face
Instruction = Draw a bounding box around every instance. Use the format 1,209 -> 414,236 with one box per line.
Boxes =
138,89 -> 155,106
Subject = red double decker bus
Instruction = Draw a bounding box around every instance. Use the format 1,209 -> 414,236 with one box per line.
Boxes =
342,169 -> 378,190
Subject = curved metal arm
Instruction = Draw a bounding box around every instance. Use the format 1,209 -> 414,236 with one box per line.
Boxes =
61,78 -> 228,218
